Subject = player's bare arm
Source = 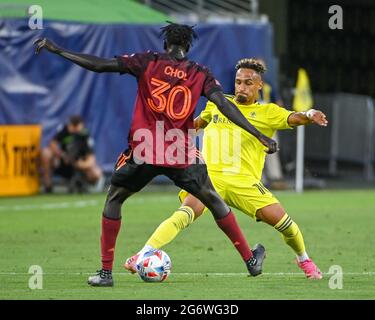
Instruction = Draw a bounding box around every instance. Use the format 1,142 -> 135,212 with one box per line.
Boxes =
49,139 -> 71,164
193,116 -> 209,130
208,91 -> 278,154
288,109 -> 328,127
33,38 -> 120,73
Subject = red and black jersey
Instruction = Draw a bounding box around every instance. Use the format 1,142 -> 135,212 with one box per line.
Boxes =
117,51 -> 222,168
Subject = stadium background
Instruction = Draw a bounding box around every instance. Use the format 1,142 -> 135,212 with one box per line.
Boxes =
0,0 -> 374,300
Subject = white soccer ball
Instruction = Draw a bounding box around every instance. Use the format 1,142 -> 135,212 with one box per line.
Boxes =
136,249 -> 172,282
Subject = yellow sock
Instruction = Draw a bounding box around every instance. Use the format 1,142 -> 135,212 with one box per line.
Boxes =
146,206 -> 195,249
274,213 -> 306,255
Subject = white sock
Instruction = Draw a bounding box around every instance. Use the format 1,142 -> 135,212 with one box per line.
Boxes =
297,252 -> 309,262
138,244 -> 155,256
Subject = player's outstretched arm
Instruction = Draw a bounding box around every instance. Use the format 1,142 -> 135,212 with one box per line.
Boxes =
33,38 -> 120,73
193,116 -> 209,130
208,91 -> 278,154
288,109 -> 328,127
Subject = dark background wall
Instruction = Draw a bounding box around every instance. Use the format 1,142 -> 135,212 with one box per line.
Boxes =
260,0 -> 375,98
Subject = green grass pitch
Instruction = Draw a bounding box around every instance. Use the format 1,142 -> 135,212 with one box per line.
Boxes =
0,189 -> 374,300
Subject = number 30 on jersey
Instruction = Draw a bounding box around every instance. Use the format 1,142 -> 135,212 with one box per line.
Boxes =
147,77 -> 192,120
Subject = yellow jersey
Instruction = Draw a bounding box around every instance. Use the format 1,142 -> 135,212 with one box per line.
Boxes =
200,95 -> 293,180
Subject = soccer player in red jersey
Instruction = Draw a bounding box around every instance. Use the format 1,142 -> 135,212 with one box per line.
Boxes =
34,23 -> 277,286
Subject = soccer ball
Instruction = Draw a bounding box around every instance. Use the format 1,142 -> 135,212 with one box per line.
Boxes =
136,249 -> 172,282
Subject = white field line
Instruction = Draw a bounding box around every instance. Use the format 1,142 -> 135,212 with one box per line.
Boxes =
0,200 -> 99,211
0,272 -> 373,276
0,196 -> 175,212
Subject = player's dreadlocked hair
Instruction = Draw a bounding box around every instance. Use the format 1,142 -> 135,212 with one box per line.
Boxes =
160,21 -> 197,52
235,58 -> 267,74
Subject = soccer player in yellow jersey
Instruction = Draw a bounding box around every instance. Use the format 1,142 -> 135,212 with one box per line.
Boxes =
125,58 -> 328,279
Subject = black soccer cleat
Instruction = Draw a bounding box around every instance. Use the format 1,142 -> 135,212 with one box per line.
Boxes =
246,243 -> 266,277
87,269 -> 114,287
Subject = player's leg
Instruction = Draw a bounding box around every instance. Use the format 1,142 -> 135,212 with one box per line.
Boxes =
167,164 -> 265,276
88,184 -> 134,287
190,175 -> 265,276
139,187 -> 210,253
256,203 -> 322,279
256,203 -> 306,254
125,192 -> 206,273
88,184 -> 134,286
145,192 -> 205,249
139,167 -> 222,261
40,147 -> 54,193
88,151 -> 158,286
227,180 -> 322,279
75,154 -> 103,184
76,154 -> 104,192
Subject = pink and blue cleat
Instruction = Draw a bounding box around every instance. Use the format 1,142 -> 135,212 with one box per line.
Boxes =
124,254 -> 140,274
297,259 -> 323,279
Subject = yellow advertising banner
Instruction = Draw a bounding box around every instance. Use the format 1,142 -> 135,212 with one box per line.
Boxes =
0,125 -> 41,196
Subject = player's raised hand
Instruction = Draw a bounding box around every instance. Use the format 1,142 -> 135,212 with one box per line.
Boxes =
258,134 -> 278,154
34,38 -> 60,55
307,109 -> 328,127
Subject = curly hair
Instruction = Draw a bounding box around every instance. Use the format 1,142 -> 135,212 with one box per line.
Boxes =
235,58 -> 267,74
160,21 -> 197,51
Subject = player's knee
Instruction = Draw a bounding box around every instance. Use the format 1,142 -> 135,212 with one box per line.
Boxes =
103,184 -> 132,218
258,204 -> 286,226
181,194 -> 204,218
107,184 -> 131,204
41,147 -> 53,162
198,187 -> 216,203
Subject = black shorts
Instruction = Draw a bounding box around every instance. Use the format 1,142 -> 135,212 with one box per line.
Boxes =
54,162 -> 75,179
111,149 -> 208,194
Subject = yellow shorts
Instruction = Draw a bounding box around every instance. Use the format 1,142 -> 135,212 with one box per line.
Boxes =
178,173 -> 279,220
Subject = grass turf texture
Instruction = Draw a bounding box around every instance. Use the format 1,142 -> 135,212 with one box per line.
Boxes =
0,189 -> 374,299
